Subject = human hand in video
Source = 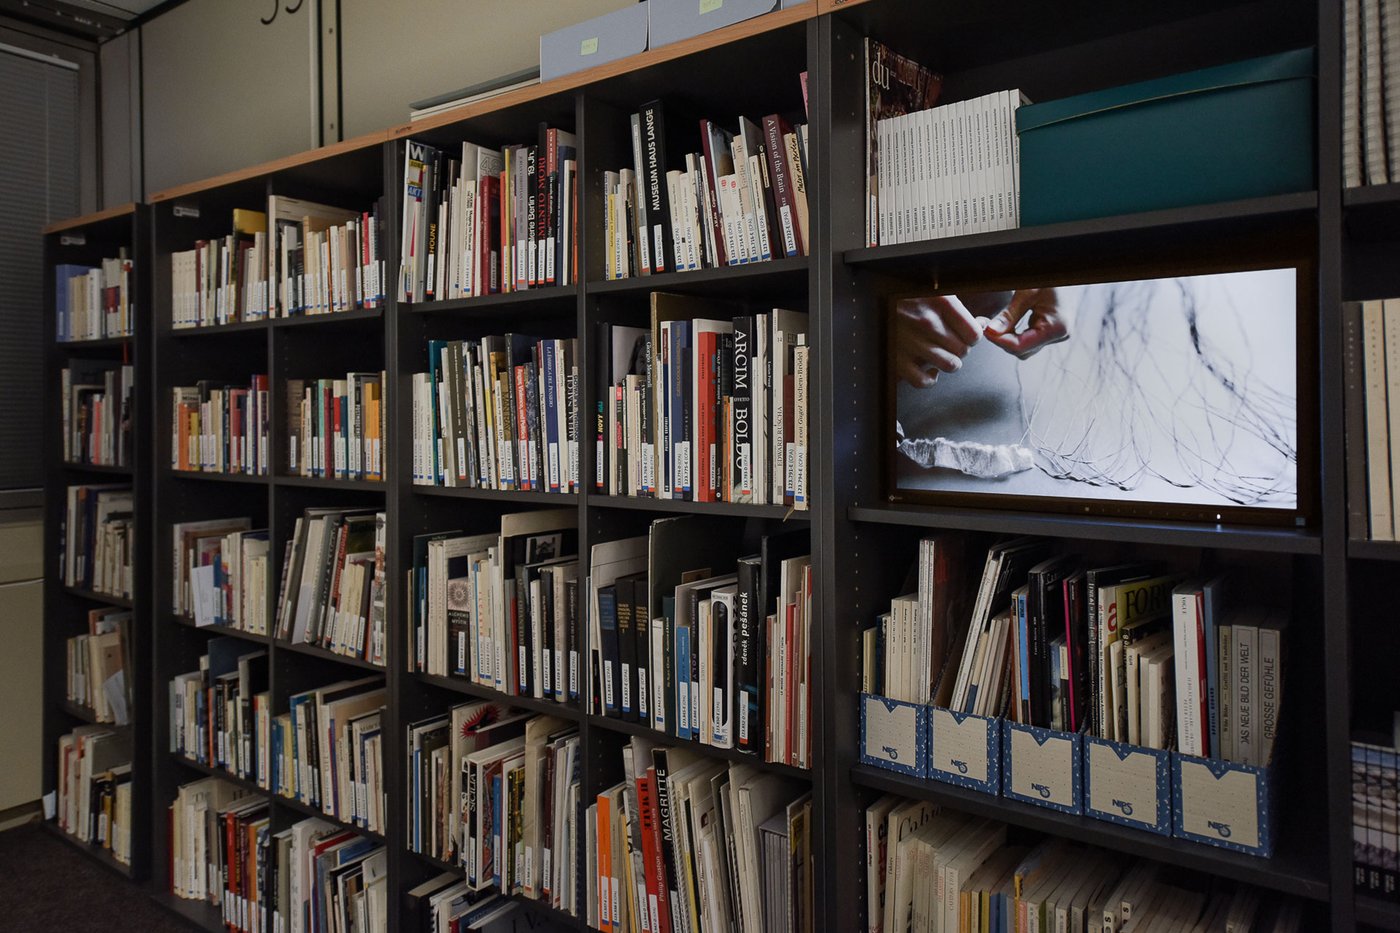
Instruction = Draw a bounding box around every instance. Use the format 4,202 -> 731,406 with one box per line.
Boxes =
893,295 -> 984,387
896,288 -> 1069,386
983,287 -> 1068,359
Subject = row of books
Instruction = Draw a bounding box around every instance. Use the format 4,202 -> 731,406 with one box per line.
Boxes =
412,335 -> 581,492
406,706 -> 580,914
869,796 -> 1304,933
55,727 -> 133,865
398,129 -> 578,303
602,93 -> 811,280
62,484 -> 133,598
403,874 -> 519,932
286,373 -> 387,482
169,639 -> 267,784
170,199 -> 387,329
1342,0 -> 1400,187
864,537 -> 1287,766
174,521 -> 272,633
170,376 -> 271,475
407,508 -> 578,693
590,520 -> 813,768
65,606 -> 132,725
1354,723 -> 1400,902
277,508 -> 388,663
1349,298 -> 1400,540
170,777 -> 388,933
55,255 -> 134,341
598,298 -> 810,507
61,362 -> 134,467
589,736 -> 812,933
875,88 -> 1027,244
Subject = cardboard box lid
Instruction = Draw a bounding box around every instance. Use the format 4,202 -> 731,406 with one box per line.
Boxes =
1017,47 -> 1315,134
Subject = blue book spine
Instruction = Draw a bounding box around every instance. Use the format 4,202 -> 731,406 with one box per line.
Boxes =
677,621 -> 692,740
1017,591 -> 1032,719
491,772 -> 504,886
599,586 -> 620,716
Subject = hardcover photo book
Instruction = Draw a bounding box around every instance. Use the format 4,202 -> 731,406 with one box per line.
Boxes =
889,267 -> 1304,523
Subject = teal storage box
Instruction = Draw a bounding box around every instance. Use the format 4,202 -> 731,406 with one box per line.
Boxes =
1016,48 -> 1315,226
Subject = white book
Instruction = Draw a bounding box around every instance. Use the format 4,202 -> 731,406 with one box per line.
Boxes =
1125,629 -> 1170,747
1364,300 -> 1394,538
864,796 -> 900,933
1172,582 -> 1207,756
1233,619 -> 1259,765
1257,616 -> 1285,767
1363,0 -> 1389,183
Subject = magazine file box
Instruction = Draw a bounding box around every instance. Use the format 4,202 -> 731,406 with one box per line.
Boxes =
926,708 -> 1000,794
648,0 -> 779,50
1001,722 -> 1083,814
1172,753 -> 1275,856
1016,47 -> 1315,226
859,694 -> 929,778
1082,737 -> 1171,835
540,2 -> 650,83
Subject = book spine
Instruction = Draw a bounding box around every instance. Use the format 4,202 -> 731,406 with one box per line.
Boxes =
762,116 -> 801,257
640,103 -> 671,273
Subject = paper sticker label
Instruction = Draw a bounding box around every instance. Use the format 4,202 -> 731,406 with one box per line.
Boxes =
59,234 -> 85,246
1178,761 -> 1261,848
580,37 -> 599,55
699,0 -> 723,12
863,698 -> 918,764
1009,728 -> 1075,806
1087,744 -> 1160,824
931,710 -> 990,783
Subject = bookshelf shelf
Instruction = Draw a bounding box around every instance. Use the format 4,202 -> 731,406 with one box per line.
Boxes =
585,493 -> 809,521
61,586 -> 134,609
1343,182 -> 1400,241
169,319 -> 270,337
169,613 -> 269,644
1347,539 -> 1400,562
411,672 -> 583,720
41,822 -> 135,879
273,475 -> 387,491
55,335 -> 134,350
842,192 -> 1318,277
60,461 -> 133,475
585,255 -> 810,298
587,714 -> 813,781
55,699 -> 129,730
170,753 -> 265,797
401,285 -> 578,316
848,504 -> 1323,554
849,764 -> 1331,902
412,485 -> 579,504
1355,894 -> 1400,931
168,469 -> 270,485
270,307 -> 384,328
275,638 -> 385,671
149,891 -> 226,933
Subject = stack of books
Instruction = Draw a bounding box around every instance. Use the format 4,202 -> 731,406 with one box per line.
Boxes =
590,520 -> 812,767
1343,0 -> 1400,188
867,799 -> 1304,933
285,373 -> 387,481
55,726 -> 132,863
412,335 -> 581,492
406,508 -> 578,694
597,297 -> 809,508
54,254 -> 133,341
601,92 -> 810,280
65,606 -> 132,723
588,736 -> 812,933
169,377 -> 271,475
1348,298 -> 1400,541
63,484 -> 133,598
61,361 -> 134,467
274,507 -> 388,663
398,130 -> 578,302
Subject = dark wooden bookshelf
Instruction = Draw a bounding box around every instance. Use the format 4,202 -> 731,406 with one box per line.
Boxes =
168,469 -> 270,485
61,461 -> 134,475
41,821 -> 136,880
589,713 -> 814,782
37,0 -> 1377,928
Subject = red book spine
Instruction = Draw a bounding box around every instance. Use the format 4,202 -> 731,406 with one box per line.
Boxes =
696,331 -> 716,502
513,364 -> 530,491
762,114 -> 803,257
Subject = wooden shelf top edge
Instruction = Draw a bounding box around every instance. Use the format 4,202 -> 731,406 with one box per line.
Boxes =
848,504 -> 1320,553
1347,538 -> 1400,561
56,334 -> 135,348
403,285 -> 578,314
391,4 -> 818,138
277,638 -> 386,671
844,191 -> 1319,266
411,671 -> 583,717
148,129 -> 393,203
62,586 -> 134,608
271,307 -> 385,327
414,484 -> 580,504
588,494 -> 809,520
849,764 -> 1330,902
1344,181 -> 1400,209
42,202 -> 138,236
275,475 -> 388,491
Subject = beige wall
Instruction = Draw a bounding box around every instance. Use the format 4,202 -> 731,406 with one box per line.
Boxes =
338,0 -> 632,137
141,0 -> 317,193
0,520 -> 42,811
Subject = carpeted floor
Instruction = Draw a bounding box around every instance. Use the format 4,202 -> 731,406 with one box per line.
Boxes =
0,820 -> 196,931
